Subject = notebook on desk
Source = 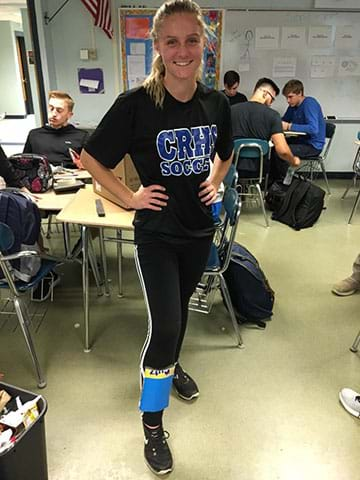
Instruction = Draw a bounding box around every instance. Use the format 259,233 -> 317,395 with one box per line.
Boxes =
53,179 -> 85,194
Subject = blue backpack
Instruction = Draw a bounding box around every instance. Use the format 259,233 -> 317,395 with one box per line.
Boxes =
0,189 -> 41,281
223,242 -> 275,328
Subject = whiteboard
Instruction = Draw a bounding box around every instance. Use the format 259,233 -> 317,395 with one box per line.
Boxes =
222,10 -> 360,119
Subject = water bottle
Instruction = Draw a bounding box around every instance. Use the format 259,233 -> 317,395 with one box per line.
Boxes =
283,166 -> 296,186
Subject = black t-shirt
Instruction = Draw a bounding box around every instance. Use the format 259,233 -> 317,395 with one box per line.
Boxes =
231,101 -> 283,140
85,83 -> 233,243
222,91 -> 248,106
23,124 -> 88,168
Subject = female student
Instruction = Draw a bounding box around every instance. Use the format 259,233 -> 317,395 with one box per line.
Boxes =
81,0 -> 233,475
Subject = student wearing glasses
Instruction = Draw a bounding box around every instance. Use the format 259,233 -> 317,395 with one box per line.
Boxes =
231,77 -> 300,178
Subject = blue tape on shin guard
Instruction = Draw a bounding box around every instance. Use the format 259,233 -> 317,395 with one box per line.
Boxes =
140,366 -> 175,412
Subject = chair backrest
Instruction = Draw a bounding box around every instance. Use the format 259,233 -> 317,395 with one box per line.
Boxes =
320,122 -> 336,160
216,187 -> 241,273
233,138 -> 269,182
223,164 -> 238,188
0,222 -> 14,251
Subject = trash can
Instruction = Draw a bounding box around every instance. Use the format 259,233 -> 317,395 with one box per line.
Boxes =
0,382 -> 48,480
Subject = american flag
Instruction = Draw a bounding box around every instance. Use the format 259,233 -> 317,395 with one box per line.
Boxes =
80,0 -> 113,39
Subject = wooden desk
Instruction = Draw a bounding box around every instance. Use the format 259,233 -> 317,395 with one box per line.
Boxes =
36,185 -> 91,211
57,189 -> 135,352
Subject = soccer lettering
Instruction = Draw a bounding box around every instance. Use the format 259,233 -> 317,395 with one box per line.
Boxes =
156,125 -> 217,177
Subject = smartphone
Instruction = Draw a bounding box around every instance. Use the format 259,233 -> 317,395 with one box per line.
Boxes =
68,148 -> 79,162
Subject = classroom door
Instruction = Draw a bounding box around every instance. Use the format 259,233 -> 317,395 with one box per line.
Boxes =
15,34 -> 34,115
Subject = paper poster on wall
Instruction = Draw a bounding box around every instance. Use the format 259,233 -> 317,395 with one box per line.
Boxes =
310,56 -> 336,78
308,26 -> 333,48
335,26 -> 359,49
78,68 -> 104,94
281,27 -> 306,49
255,27 -> 279,49
338,57 -> 360,76
272,57 -> 296,78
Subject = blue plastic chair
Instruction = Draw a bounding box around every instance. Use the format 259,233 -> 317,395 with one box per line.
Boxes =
295,122 -> 335,195
233,138 -> 270,227
0,222 -> 59,388
189,187 -> 243,347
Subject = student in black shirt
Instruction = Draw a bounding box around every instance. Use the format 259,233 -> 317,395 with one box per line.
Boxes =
23,91 -> 88,169
81,0 -> 233,475
222,70 -> 247,106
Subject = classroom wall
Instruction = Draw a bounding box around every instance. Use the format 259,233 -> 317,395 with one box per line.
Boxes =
37,0 -> 360,171
0,21 -> 26,117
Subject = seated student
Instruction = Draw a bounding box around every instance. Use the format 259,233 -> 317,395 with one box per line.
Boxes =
231,77 -> 300,178
281,79 -> 326,157
23,90 -> 88,169
222,70 -> 247,106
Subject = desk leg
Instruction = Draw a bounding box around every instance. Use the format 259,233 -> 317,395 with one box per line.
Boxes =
81,225 -> 91,353
62,223 -> 72,259
117,229 -> 123,298
88,237 -> 103,297
99,227 -> 110,296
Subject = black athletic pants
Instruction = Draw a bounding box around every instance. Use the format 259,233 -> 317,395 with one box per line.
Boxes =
135,235 -> 213,370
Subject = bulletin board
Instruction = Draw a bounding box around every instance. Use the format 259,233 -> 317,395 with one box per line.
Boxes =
222,9 -> 360,119
119,8 -> 223,91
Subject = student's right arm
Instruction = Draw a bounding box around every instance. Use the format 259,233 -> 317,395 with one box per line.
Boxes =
271,133 -> 300,167
81,149 -> 168,211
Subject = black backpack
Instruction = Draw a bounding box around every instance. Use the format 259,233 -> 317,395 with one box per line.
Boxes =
266,177 -> 325,230
223,242 -> 275,328
0,190 -> 41,282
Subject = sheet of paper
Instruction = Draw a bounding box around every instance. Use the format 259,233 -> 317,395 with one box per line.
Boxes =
308,26 -> 333,48
273,57 -> 296,78
255,27 -> 279,49
127,55 -> 146,77
310,56 -> 336,78
79,78 -> 99,89
335,26 -> 359,49
281,27 -> 306,49
130,42 -> 146,55
338,57 -> 360,76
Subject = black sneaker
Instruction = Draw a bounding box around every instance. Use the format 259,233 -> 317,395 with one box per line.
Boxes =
143,424 -> 173,476
32,272 -> 60,302
173,363 -> 199,401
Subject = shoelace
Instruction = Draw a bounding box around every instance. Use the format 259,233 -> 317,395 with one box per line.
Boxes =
148,429 -> 170,452
175,367 -> 189,384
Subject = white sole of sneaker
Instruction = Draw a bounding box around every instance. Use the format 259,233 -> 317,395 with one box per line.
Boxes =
339,392 -> 360,418
331,288 -> 357,297
144,459 -> 173,476
175,390 -> 199,401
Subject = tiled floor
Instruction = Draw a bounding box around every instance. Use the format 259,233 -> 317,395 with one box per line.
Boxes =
1,179 -> 360,479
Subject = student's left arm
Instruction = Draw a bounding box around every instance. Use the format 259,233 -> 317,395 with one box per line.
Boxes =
199,153 -> 233,206
290,102 -> 319,135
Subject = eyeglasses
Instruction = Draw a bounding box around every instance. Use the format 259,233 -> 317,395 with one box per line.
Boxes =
261,88 -> 276,103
